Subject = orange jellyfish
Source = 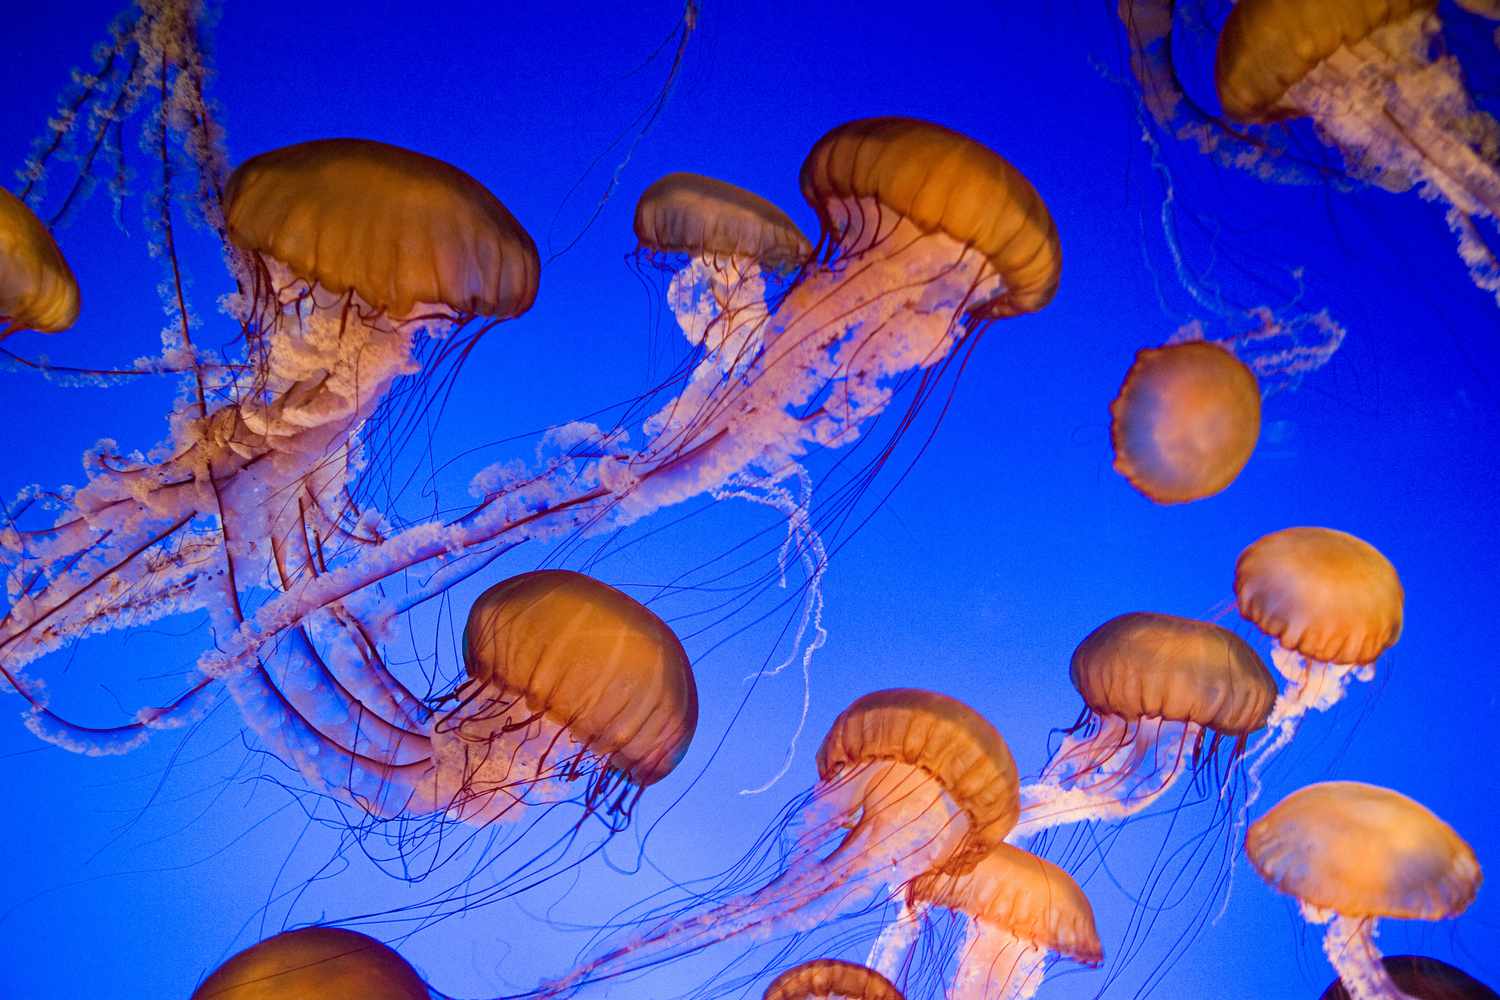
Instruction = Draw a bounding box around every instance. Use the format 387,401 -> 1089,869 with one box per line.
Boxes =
872,844 -> 1102,999
1009,612 -> 1276,838
635,171 -> 809,377
764,959 -> 905,1000
1247,782 -> 1482,1000
1234,527 -> 1404,792
424,569 -> 698,824
1321,955 -> 1500,1000
1216,0 -> 1500,304
191,927 -> 429,999
0,187 -> 80,337
1110,341 -> 1262,504
539,689 -> 1018,996
275,569 -> 698,828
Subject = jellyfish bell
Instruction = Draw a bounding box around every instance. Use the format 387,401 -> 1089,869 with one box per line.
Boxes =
0,187 -> 80,336
800,117 -> 1060,320
191,927 -> 429,1000
540,688 -> 1018,995
1010,611 -> 1276,839
1234,526 -> 1403,784
1110,341 -> 1262,504
1247,782 -> 1482,1000
226,137 -> 539,323
634,171 -> 810,375
1236,526 -> 1403,668
1215,0 -> 1500,303
764,959 -> 905,1000
635,171 -> 811,274
900,844 -> 1102,999
1320,955 -> 1500,1000
428,569 -> 698,824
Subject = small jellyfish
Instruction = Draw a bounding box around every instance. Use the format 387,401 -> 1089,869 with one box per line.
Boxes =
1320,955 -> 1500,1000
1234,527 -> 1404,790
540,689 -> 1018,995
880,844 -> 1102,999
1216,0 -> 1500,303
1010,611 -> 1276,839
634,172 -> 810,379
191,927 -> 429,999
1110,341 -> 1262,504
424,569 -> 699,824
299,569 -> 697,825
764,959 -> 905,1000
1247,782 -> 1482,1000
0,187 -> 80,336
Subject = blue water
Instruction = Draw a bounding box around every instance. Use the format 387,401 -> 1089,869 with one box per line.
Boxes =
2,2 -> 1497,997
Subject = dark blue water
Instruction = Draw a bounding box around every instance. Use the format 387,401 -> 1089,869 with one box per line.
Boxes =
2,2 -> 1496,997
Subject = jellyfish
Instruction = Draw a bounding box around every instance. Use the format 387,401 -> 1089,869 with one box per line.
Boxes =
634,171 -> 810,376
1246,781 -> 1483,1000
1009,611 -> 1276,839
229,567 -> 697,833
1234,527 -> 1404,791
0,187 -> 80,337
872,843 -> 1102,1000
1110,340 -> 1262,504
191,927 -> 430,999
1320,956 -> 1500,1000
422,569 -> 698,824
537,689 -> 1019,996
1216,0 -> 1500,303
764,959 -> 905,1000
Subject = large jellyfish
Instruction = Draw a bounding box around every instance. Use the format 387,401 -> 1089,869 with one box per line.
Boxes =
191,926 -> 430,999
1321,956 -> 1500,1000
1234,526 -> 1404,793
1009,611 -> 1276,838
1247,781 -> 1482,1000
872,843 -> 1102,999
538,688 -> 1019,996
1216,0 -> 1500,303
0,187 -> 80,336
1110,340 -> 1262,505
764,959 -> 905,1000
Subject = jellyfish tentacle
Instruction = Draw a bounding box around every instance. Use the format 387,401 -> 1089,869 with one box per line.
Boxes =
865,896 -> 928,982
953,920 -> 1049,1000
540,760 -> 969,997
1305,907 -> 1420,1000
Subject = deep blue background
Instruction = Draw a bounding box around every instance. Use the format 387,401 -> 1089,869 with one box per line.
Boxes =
2,2 -> 1498,997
